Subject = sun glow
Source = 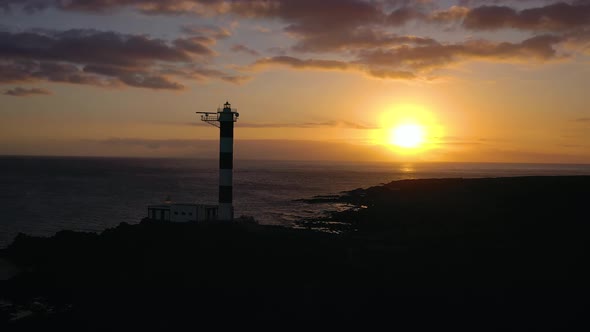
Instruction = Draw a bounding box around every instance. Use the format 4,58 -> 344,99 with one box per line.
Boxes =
390,124 -> 425,148
369,103 -> 444,155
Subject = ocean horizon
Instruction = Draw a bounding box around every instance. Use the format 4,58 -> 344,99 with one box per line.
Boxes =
2,155 -> 589,247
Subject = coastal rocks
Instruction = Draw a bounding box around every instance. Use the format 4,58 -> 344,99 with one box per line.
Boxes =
1,176 -> 589,328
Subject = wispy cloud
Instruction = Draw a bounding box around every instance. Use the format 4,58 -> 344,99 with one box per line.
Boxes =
185,120 -> 378,129
250,33 -> 565,80
434,136 -> 494,146
97,137 -> 200,150
238,121 -> 378,129
3,86 -> 51,96
231,44 -> 260,56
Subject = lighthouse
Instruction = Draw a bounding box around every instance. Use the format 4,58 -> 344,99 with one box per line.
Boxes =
197,101 -> 239,221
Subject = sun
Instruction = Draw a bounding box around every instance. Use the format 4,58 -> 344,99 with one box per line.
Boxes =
368,103 -> 444,155
390,124 -> 425,148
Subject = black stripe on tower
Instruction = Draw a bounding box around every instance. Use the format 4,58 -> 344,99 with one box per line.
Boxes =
219,185 -> 232,203
219,152 -> 233,169
220,122 -> 234,138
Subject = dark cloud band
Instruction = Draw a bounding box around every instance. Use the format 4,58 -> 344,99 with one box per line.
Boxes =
2,1 -> 589,84
0,28 -> 245,89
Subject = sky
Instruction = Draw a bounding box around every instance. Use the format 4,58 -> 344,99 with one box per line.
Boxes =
1,0 -> 589,163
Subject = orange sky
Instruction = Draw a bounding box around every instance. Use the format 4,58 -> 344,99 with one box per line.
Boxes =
1,1 -> 589,163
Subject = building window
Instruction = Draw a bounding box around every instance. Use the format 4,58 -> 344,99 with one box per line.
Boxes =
189,213 -> 193,216
174,212 -> 178,215
181,212 -> 186,215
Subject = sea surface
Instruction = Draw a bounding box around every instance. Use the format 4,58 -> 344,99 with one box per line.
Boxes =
1,156 -> 589,247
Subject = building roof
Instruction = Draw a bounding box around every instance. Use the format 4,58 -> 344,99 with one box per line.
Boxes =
148,205 -> 171,209
148,203 -> 218,208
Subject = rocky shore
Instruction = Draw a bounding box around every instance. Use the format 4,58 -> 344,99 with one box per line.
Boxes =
1,176 -> 589,330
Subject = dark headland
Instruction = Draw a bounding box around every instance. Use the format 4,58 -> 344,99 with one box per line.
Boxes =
1,176 -> 589,330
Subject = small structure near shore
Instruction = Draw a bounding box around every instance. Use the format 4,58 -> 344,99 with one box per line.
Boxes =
147,203 -> 218,222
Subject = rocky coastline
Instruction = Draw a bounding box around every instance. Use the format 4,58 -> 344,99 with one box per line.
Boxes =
1,176 -> 589,329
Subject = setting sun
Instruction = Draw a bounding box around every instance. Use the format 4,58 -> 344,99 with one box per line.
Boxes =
369,103 -> 443,156
390,124 -> 425,148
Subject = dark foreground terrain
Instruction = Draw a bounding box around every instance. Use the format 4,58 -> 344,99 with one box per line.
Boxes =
1,176 -> 589,330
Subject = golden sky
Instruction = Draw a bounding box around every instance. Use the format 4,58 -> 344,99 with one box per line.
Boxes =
1,1 -> 589,163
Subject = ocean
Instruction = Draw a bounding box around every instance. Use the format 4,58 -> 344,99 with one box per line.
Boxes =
1,156 -> 589,247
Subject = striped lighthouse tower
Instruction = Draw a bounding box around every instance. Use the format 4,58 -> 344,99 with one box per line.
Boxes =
197,101 -> 239,221
218,101 -> 238,221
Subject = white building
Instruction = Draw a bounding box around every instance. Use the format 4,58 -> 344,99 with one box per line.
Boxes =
147,203 -> 219,222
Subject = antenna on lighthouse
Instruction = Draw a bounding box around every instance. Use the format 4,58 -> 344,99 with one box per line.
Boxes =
196,101 -> 239,221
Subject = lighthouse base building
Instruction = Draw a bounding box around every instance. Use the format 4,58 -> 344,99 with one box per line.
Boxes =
147,203 -> 219,222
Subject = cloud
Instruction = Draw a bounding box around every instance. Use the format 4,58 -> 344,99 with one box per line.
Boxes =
574,117 -> 590,122
289,27 -> 438,53
250,34 -> 565,80
0,29 -> 196,65
365,68 -> 417,80
558,143 -> 589,149
181,24 -> 232,39
0,0 -> 229,15
0,60 -> 114,86
173,37 -> 217,56
231,44 -> 260,56
429,6 -> 470,23
2,1 -> 589,83
386,6 -> 426,26
463,2 -> 590,31
3,86 -> 51,96
98,137 -> 200,150
158,64 -> 251,84
219,75 -> 251,84
253,56 -> 351,71
2,0 -> 385,37
118,74 -> 184,90
251,55 -> 416,79
358,34 -> 565,71
228,2 -> 583,80
0,28 -> 244,89
172,120 -> 377,129
231,0 -> 382,28
4,1 -> 590,34
435,136 -> 489,146
237,121 -> 378,129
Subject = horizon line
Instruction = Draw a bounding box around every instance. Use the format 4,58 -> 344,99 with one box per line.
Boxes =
2,154 -> 590,166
